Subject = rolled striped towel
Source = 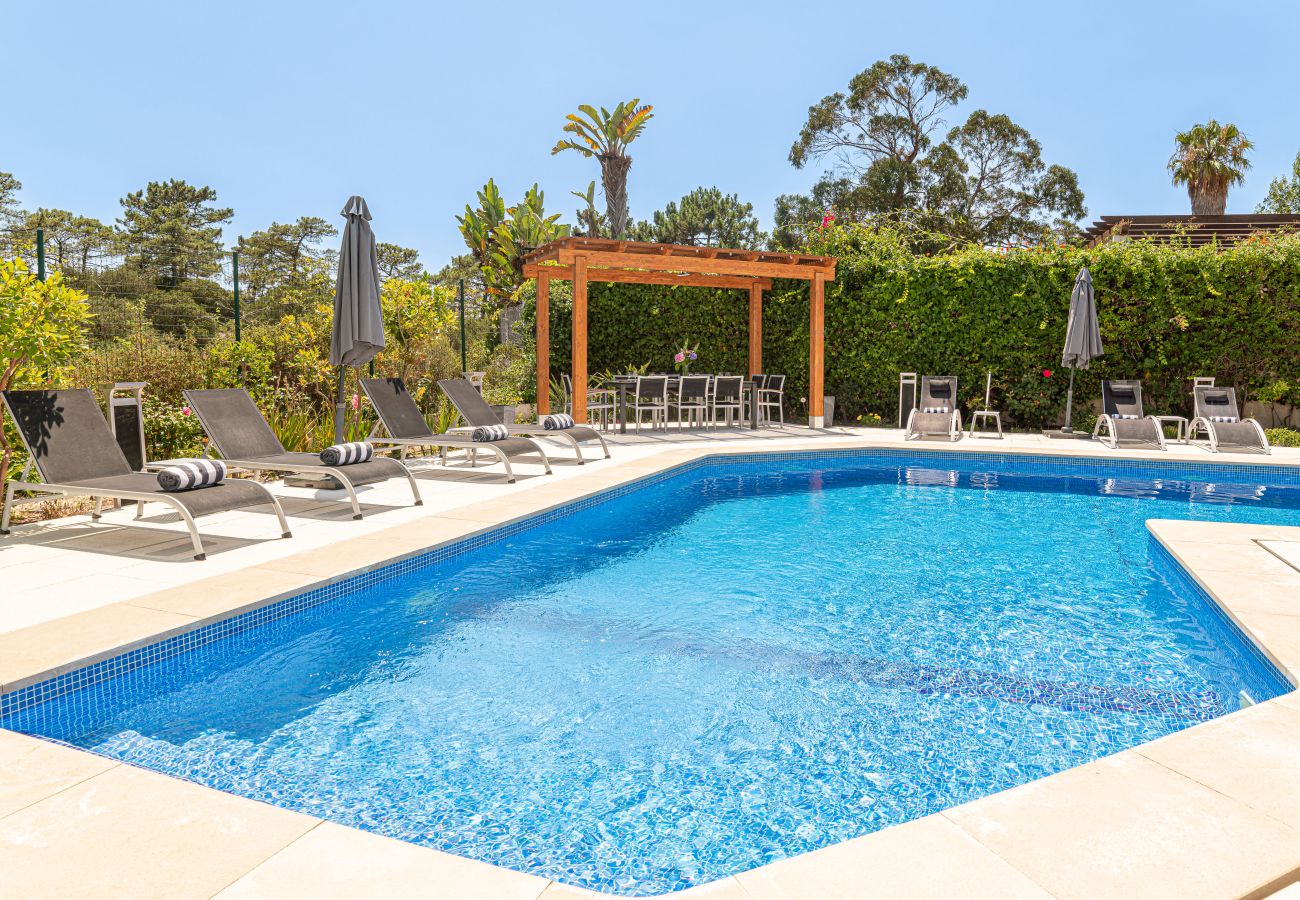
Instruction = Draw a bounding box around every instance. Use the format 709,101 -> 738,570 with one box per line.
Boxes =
1112,413 -> 1140,419
1208,415 -> 1239,423
471,424 -> 510,442
921,407 -> 948,414
157,459 -> 227,492
319,442 -> 373,466
541,413 -> 575,430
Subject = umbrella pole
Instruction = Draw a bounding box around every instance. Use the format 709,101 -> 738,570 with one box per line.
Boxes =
334,365 -> 347,444
1062,365 -> 1077,433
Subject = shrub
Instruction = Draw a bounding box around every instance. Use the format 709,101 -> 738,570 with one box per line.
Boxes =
1266,427 -> 1300,448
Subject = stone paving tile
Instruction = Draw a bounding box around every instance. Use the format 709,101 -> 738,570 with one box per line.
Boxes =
0,763 -> 317,900
214,821 -> 551,900
0,730 -> 117,820
945,751 -> 1300,900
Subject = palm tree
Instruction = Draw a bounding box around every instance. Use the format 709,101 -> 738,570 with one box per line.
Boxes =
552,100 -> 654,238
1167,120 -> 1253,215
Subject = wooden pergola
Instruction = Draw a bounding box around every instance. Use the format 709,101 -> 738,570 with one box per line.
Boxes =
521,237 -> 838,426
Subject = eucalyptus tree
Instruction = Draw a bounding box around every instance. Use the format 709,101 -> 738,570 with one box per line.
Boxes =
782,55 -> 1085,247
551,100 -> 654,238
1256,150 -> 1300,214
1168,120 -> 1253,215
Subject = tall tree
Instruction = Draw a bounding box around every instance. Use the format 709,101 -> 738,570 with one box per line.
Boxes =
9,209 -> 116,276
118,179 -> 233,285
1168,120 -> 1253,215
631,187 -> 765,248
237,216 -> 337,299
1256,150 -> 1300,214
551,100 -> 654,238
0,171 -> 21,225
782,56 -> 1085,246
376,242 -> 423,282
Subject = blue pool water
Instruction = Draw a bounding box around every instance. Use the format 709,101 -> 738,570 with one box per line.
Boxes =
4,451 -> 1297,895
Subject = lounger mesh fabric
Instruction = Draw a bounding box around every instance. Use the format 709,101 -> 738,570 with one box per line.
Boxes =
435,377 -> 604,447
3,390 -> 134,484
319,442 -> 373,466
183,389 -> 287,459
911,377 -> 958,436
362,378 -> 549,458
2,390 -> 271,516
1194,386 -> 1266,451
157,459 -> 226,492
1101,380 -> 1162,448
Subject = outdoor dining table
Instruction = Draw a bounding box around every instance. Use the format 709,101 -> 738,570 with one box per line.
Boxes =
602,375 -> 759,434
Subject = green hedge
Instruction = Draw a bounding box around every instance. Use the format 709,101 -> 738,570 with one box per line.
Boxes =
530,226 -> 1300,428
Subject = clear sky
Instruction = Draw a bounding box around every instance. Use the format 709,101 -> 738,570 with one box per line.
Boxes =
6,0 -> 1299,266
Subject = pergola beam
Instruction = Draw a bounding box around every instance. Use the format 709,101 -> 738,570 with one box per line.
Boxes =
523,263 -> 771,291
554,249 -> 833,281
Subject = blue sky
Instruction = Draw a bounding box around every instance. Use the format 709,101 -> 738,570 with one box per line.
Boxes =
6,0 -> 1299,266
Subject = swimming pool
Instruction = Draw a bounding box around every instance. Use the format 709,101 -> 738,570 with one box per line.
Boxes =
3,450 -> 1296,895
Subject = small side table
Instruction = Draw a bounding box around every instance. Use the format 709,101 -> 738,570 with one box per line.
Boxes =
968,410 -> 1003,439
1153,415 -> 1189,444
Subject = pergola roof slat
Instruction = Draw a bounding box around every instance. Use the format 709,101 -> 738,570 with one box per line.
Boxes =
523,236 -> 836,279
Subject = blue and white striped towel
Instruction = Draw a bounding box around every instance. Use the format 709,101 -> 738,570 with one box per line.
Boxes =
157,459 -> 227,492
472,424 -> 510,442
1208,415 -> 1239,423
540,413 -> 575,430
319,442 -> 373,466
921,407 -> 948,414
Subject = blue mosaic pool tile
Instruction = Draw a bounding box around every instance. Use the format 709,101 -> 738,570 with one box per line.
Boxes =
2,448 -> 1296,721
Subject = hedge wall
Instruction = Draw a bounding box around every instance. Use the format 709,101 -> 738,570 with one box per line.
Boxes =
530,227 -> 1300,428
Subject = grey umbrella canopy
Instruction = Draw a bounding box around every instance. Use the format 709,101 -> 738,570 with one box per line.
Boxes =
330,195 -> 386,442
1060,267 -> 1102,432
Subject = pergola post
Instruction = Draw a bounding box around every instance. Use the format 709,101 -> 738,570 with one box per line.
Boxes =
535,272 -> 550,416
748,282 -> 763,376
809,271 -> 825,427
571,256 -> 588,423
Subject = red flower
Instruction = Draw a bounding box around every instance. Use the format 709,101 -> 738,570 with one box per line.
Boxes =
1042,369 -> 1052,378
820,211 -> 836,228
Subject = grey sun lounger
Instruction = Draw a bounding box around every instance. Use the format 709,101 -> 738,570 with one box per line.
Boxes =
438,377 -> 609,464
184,388 -> 422,519
1092,380 -> 1166,450
359,378 -> 552,483
1189,385 -> 1270,454
904,376 -> 963,441
1,389 -> 291,559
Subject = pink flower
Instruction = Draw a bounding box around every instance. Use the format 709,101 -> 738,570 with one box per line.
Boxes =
181,406 -> 191,416
1042,369 -> 1052,378
351,393 -> 360,411
674,352 -> 685,363
821,212 -> 836,228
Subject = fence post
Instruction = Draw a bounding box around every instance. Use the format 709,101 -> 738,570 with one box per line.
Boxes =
231,249 -> 241,341
458,279 -> 467,373
35,228 -> 45,281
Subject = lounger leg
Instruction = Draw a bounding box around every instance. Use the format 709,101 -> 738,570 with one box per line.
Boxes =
492,448 -> 516,484
560,431 -> 584,464
386,457 -> 423,506
92,496 -> 103,520
595,430 -> 610,458
0,481 -> 15,535
248,481 -> 292,538
323,467 -> 364,519
165,499 -> 207,561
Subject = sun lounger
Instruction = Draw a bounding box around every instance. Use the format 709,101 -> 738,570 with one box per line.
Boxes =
904,376 -> 962,441
438,377 -> 609,464
1189,385 -> 1270,454
2,389 -> 291,559
1092,380 -> 1166,450
359,378 -> 552,483
184,388 -> 422,519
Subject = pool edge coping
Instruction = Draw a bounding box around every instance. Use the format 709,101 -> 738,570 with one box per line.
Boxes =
0,437 -> 1296,899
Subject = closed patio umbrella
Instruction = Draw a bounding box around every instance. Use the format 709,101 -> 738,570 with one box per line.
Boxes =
1059,266 -> 1103,433
330,195 -> 386,443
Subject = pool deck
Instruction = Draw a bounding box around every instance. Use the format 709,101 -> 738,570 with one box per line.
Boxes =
2,426 -> 1299,898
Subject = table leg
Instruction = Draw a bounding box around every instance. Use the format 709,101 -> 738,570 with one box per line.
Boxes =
619,386 -> 628,435
750,385 -> 758,430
